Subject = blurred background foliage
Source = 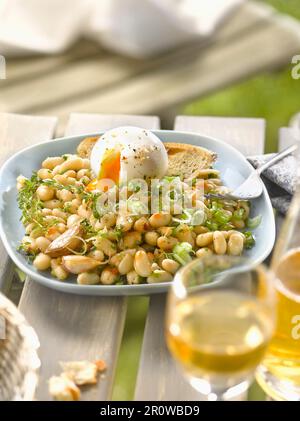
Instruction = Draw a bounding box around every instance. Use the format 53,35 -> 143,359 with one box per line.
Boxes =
112,0 -> 300,400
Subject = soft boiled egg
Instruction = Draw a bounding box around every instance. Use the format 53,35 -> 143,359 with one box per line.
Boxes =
89,126 -> 168,188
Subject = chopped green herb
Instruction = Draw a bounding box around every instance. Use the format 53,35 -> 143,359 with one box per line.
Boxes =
247,215 -> 262,229
244,231 -> 255,249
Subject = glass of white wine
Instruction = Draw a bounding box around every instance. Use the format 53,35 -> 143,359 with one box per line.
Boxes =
165,255 -> 276,401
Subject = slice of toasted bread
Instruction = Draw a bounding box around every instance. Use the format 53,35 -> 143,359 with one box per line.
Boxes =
164,142 -> 217,180
77,136 -> 99,158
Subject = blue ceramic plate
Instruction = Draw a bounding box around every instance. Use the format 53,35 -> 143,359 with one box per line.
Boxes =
0,130 -> 275,295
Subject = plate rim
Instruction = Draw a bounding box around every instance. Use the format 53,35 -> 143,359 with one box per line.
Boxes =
0,129 -> 276,296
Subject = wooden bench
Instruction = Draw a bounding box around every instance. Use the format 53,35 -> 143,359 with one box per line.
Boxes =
1,1 -> 300,132
0,111 -> 290,400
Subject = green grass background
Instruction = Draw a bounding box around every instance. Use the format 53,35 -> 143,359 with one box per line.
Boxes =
112,0 -> 300,400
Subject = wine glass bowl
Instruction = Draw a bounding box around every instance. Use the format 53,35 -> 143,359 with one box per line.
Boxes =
165,256 -> 276,401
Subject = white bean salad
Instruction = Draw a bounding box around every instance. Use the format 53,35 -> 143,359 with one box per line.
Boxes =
16,142 -> 259,285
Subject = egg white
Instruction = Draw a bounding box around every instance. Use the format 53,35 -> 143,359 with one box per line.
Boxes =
90,126 -> 168,183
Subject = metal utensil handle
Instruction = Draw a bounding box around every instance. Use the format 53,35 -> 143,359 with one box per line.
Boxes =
256,143 -> 298,175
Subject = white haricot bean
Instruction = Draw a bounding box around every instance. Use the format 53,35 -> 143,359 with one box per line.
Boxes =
35,236 -> 51,253
50,259 -> 68,280
36,185 -> 55,201
52,209 -> 68,220
196,232 -> 213,247
88,249 -> 105,262
67,214 -> 82,228
118,253 -> 134,275
144,231 -> 159,246
134,217 -> 150,233
53,174 -> 69,185
41,208 -> 52,216
42,157 -> 64,170
116,214 -> 133,232
161,259 -> 180,274
127,270 -> 140,285
43,199 -> 62,210
100,268 -> 119,285
151,262 -> 161,271
134,250 -> 152,277
37,168 -> 53,180
44,215 -> 65,224
194,225 -> 209,235
110,253 -> 123,267
175,228 -> 195,247
57,223 -> 67,234
77,169 -> 90,180
64,198 -> 81,214
157,236 -> 178,251
29,227 -> 44,239
101,213 -> 117,229
77,272 -> 100,285
66,177 -> 77,186
147,270 -> 173,284
196,247 -> 213,259
52,266 -> 68,280
123,232 -> 142,249
227,233 -> 244,256
95,237 -> 117,257
57,189 -> 74,202
63,170 -> 77,179
77,204 -> 92,219
53,157 -> 84,175
33,253 -> 51,271
213,231 -> 227,255
21,236 -> 37,253
149,213 -> 171,228
232,219 -> 245,229
25,222 -> 35,234
158,226 -> 173,237
45,228 -> 61,242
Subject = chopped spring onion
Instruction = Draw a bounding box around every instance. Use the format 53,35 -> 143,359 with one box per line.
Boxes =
232,208 -> 245,220
205,220 -> 218,231
247,215 -> 262,229
213,209 -> 232,224
173,242 -> 194,265
128,180 -> 141,192
127,198 -> 148,215
173,208 -> 206,226
244,231 -> 255,249
163,176 -> 179,183
191,209 -> 206,226
211,201 -> 223,211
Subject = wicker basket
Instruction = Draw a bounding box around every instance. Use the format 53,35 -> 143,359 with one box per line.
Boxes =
0,293 -> 40,401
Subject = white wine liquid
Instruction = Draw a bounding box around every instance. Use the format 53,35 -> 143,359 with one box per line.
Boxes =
167,291 -> 273,383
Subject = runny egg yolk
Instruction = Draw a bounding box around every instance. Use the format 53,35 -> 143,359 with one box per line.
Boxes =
86,149 -> 121,192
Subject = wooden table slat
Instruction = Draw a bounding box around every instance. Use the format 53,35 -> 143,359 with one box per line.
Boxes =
28,13 -> 300,126
278,127 -> 299,151
2,2 -> 295,124
6,40 -> 102,83
135,116 -> 266,401
0,113 -> 57,293
175,116 -> 266,155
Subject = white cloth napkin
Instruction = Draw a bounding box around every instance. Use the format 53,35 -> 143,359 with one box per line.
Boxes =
0,0 -> 244,58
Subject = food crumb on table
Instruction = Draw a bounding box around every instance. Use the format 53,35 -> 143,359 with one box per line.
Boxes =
48,359 -> 107,401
